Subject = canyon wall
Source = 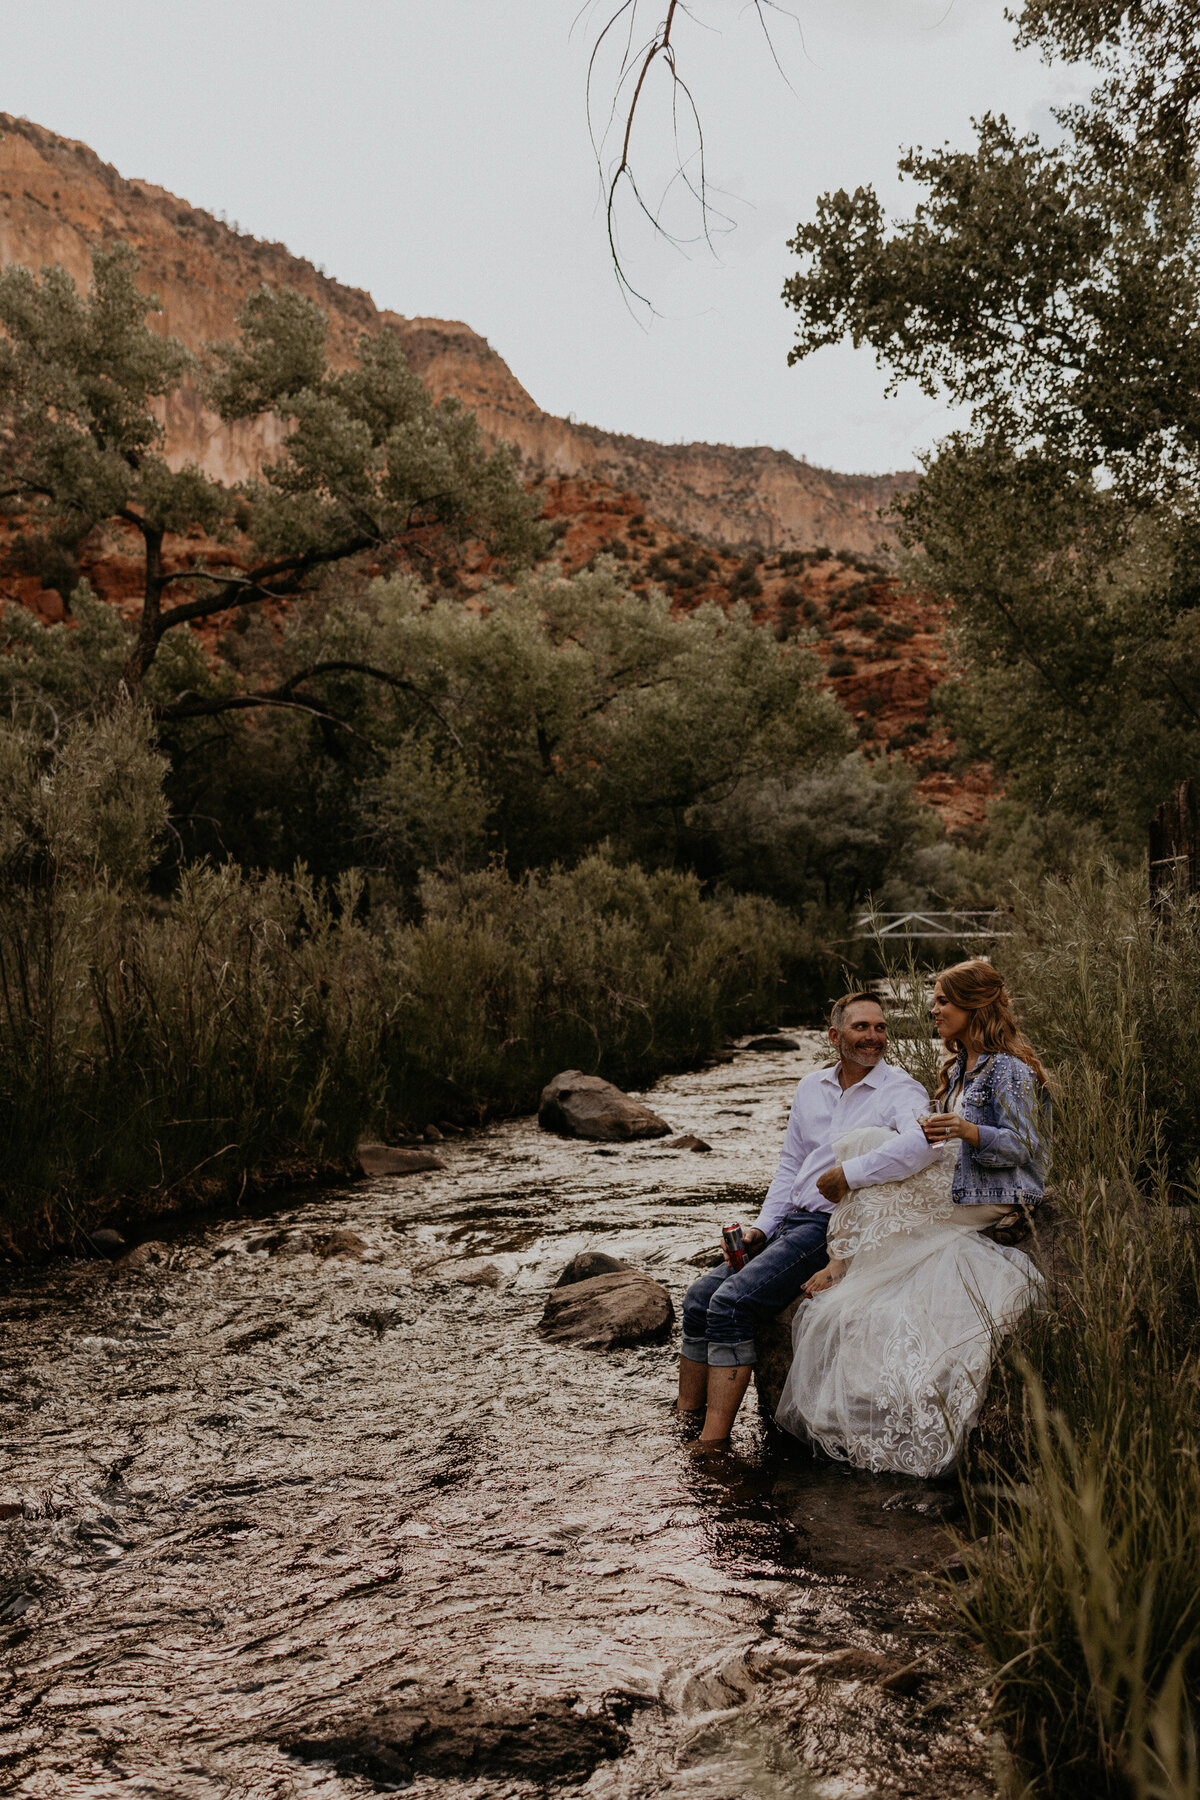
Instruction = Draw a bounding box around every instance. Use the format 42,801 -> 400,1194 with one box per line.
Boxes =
0,114 -> 907,555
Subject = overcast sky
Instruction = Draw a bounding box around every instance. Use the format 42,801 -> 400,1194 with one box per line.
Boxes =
5,1 -> 1087,474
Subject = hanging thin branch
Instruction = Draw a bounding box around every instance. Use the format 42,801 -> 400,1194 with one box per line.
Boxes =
581,0 -> 802,310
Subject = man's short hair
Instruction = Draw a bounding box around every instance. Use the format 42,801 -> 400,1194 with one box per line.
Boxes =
829,989 -> 883,1033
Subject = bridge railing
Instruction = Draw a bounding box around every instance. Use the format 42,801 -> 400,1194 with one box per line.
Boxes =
853,910 -> 1009,941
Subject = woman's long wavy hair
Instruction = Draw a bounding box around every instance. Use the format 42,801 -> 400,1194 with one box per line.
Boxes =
933,958 -> 1049,1103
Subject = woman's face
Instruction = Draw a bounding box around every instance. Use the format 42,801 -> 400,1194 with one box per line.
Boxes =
931,982 -> 972,1045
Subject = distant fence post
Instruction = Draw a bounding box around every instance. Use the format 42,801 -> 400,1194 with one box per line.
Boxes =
1149,779 -> 1200,902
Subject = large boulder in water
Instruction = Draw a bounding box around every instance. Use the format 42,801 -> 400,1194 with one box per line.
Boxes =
538,1270 -> 674,1350
281,1685 -> 627,1787
554,1250 -> 631,1287
538,1071 -> 670,1142
754,1298 -> 802,1423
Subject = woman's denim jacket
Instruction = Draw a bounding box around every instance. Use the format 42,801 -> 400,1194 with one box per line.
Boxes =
947,1050 -> 1049,1206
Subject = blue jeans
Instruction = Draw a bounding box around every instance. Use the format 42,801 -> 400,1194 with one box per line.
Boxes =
680,1211 -> 829,1368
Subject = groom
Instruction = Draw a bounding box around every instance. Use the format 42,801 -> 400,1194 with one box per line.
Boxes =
677,991 -> 939,1448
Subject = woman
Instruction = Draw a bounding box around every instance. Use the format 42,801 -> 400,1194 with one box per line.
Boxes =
774,960 -> 1050,1478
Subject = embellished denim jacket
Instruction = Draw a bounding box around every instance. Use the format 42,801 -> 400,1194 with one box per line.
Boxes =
946,1050 -> 1050,1206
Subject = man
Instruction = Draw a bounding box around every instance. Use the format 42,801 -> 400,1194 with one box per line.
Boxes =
677,991 -> 939,1448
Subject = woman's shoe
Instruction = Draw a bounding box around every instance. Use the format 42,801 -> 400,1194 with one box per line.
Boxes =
990,1209 -> 1031,1247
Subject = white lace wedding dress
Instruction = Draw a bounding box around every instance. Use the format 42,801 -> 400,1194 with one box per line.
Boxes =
774,1124 -> 1045,1477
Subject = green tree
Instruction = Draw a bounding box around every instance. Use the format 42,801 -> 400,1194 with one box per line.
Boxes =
0,245 -> 544,703
159,560 -> 855,881
780,0 -> 1200,845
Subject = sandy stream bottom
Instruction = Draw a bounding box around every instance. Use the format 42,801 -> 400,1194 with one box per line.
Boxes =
0,1040 -> 1000,1800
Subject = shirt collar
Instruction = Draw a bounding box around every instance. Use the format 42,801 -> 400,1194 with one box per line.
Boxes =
823,1058 -> 889,1090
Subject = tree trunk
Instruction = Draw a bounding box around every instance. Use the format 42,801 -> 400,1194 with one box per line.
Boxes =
1149,779 -> 1200,901
123,522 -> 166,689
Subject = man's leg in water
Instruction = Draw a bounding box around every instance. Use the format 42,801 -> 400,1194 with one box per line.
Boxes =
677,1264 -> 727,1415
694,1212 -> 830,1444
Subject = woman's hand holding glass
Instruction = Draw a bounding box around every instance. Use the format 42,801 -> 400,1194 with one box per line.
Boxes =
920,1111 -> 980,1148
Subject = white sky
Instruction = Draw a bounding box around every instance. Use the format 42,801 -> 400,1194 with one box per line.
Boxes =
5,1 -> 1088,474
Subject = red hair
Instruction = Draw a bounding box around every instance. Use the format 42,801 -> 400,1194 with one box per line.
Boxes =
933,959 -> 1049,1102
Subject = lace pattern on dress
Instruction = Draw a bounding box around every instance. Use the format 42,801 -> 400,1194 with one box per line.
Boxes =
827,1157 -> 956,1260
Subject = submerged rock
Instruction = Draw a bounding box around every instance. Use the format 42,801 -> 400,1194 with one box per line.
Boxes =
281,1686 -> 628,1787
745,1034 -> 801,1053
450,1258 -> 503,1288
115,1240 -> 170,1272
554,1250 -> 631,1287
538,1270 -> 674,1350
87,1228 -> 126,1258
538,1071 -> 670,1142
667,1133 -> 712,1152
315,1229 -> 368,1261
357,1141 -> 446,1177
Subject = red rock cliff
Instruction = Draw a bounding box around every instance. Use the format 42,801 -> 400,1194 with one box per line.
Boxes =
0,114 -> 908,556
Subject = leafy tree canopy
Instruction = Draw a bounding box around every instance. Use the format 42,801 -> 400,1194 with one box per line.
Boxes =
782,0 -> 1200,847
0,245 -> 545,694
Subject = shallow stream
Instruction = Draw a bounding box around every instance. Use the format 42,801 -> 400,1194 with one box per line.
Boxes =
0,1038 -> 999,1799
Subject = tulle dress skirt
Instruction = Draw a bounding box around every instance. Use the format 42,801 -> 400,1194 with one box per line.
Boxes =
774,1156 -> 1044,1478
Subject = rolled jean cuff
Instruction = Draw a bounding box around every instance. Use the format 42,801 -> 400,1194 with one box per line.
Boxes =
680,1334 -> 711,1364
707,1338 -> 757,1369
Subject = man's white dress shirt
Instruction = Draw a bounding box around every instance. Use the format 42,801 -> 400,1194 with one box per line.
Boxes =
752,1058 -> 939,1239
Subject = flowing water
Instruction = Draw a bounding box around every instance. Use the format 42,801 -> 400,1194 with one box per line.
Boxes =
0,1038 -> 1000,1800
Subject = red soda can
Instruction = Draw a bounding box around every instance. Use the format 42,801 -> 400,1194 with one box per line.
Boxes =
722,1224 -> 746,1270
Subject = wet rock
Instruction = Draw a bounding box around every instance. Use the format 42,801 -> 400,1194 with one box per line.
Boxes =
685,1246 -> 724,1268
538,1270 -> 674,1350
554,1250 -> 631,1287
357,1141 -> 446,1176
87,1228 -> 126,1257
667,1133 -> 712,1152
451,1259 -> 502,1288
746,1034 -> 800,1053
753,1297 -> 801,1422
281,1686 -> 628,1787
315,1229 -> 368,1261
438,1120 -> 463,1135
423,1124 -> 444,1143
115,1240 -> 170,1272
538,1071 -> 670,1142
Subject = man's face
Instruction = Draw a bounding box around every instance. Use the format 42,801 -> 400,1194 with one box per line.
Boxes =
830,1002 -> 887,1069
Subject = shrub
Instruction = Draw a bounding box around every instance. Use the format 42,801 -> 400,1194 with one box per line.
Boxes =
827,655 -> 856,678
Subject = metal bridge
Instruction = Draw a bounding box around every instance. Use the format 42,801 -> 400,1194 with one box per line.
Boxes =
853,910 -> 1008,941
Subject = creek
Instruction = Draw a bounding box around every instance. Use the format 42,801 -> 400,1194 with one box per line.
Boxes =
0,1037 -> 999,1799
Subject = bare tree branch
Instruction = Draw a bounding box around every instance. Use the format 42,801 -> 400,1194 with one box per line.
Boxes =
160,659 -> 467,750
582,0 -> 800,308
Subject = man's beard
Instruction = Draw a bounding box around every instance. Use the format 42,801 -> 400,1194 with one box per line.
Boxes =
840,1036 -> 885,1068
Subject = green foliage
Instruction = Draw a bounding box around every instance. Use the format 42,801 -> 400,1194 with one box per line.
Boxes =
156,562 -> 856,882
0,706 -> 820,1255
783,2 -> 1200,850
0,245 -> 223,561
210,291 -> 545,569
381,855 -> 816,1123
686,753 -> 952,913
953,869 -> 1200,1799
0,248 -> 544,692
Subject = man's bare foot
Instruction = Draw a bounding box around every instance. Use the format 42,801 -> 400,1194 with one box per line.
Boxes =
688,1435 -> 731,1456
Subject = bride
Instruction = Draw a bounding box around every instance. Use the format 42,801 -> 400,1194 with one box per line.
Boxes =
774,959 -> 1050,1478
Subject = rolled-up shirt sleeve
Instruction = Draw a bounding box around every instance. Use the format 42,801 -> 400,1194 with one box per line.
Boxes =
839,1074 -> 941,1190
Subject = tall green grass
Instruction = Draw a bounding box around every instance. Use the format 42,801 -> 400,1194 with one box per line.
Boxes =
953,870 -> 1200,1799
0,709 -> 818,1256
